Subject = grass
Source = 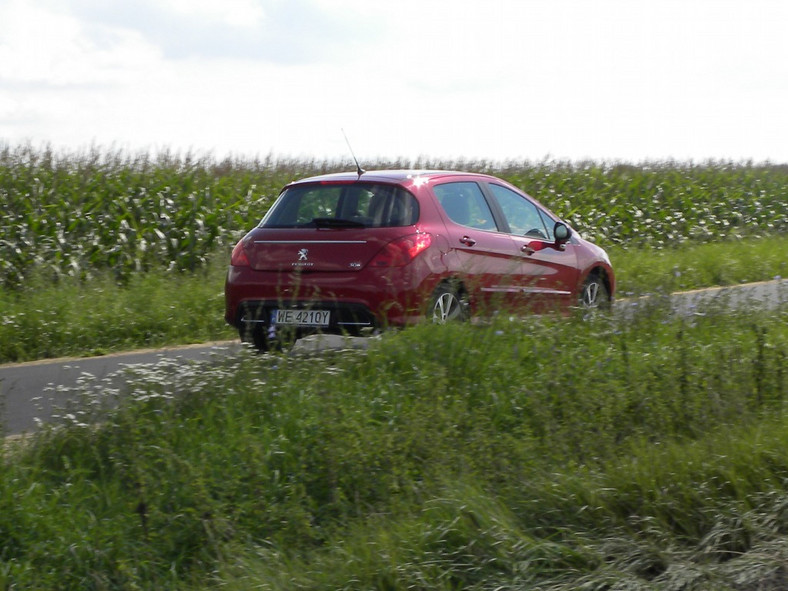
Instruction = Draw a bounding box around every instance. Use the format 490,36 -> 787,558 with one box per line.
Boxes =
2,145 -> 787,362
0,255 -> 235,363
0,145 -> 349,289
496,158 -> 788,249
1,301 -> 787,589
609,234 -> 788,297
2,147 -> 788,587
1,235 -> 785,364
2,145 -> 787,289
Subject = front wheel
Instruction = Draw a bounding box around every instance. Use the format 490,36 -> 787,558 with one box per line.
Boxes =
429,284 -> 469,323
579,274 -> 610,309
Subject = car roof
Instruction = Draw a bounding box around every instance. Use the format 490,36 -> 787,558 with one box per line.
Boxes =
286,169 -> 492,187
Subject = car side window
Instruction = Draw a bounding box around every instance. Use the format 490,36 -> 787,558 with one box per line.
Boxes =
433,182 -> 497,231
488,184 -> 552,240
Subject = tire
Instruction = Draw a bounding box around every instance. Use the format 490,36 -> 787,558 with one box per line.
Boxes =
239,324 -> 271,352
429,284 -> 469,323
579,274 -> 610,309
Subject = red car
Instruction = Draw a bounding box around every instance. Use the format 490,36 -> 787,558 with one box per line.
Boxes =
225,170 -> 614,350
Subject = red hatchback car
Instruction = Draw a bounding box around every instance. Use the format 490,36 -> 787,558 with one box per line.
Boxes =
225,170 -> 614,350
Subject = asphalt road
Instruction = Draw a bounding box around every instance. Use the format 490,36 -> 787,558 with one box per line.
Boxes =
2,279 -> 785,437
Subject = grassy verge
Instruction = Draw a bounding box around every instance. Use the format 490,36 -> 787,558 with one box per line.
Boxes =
0,255 -> 235,364
1,236 -> 786,364
610,234 -> 788,297
1,301 -> 787,589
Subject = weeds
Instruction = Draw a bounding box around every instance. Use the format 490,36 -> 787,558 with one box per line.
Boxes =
2,146 -> 788,588
0,257 -> 234,363
1,302 -> 787,589
2,146 -> 788,363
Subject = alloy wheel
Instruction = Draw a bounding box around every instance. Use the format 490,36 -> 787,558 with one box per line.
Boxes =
431,289 -> 465,323
580,275 -> 608,309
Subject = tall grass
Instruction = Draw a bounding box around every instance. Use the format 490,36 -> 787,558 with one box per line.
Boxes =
1,144 -> 787,363
0,144 -> 349,287
609,235 -> 788,297
1,235 -> 785,364
0,255 -> 234,362
2,145 -> 786,289
3,146 -> 788,588
496,159 -> 788,248
1,301 -> 787,589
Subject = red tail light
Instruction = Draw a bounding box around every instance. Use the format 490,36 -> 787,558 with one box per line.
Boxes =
230,241 -> 250,266
370,233 -> 432,267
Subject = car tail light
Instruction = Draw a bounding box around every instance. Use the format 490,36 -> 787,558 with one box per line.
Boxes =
370,233 -> 432,267
230,241 -> 250,266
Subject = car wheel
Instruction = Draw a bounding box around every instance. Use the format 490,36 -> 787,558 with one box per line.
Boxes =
240,325 -> 270,352
429,284 -> 468,323
579,274 -> 610,309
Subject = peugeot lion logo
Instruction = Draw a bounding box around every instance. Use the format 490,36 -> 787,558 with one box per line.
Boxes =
292,248 -> 313,267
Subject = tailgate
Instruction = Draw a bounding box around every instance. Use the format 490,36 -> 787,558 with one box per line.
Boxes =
246,229 -> 400,272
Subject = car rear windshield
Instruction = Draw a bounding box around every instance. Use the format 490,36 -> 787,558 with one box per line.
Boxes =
260,182 -> 419,228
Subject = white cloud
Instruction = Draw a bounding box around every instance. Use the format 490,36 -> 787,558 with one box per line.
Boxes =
1,0 -> 787,163
158,0 -> 266,29
0,0 -> 160,87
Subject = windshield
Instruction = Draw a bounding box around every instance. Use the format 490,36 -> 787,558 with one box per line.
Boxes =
260,182 -> 419,228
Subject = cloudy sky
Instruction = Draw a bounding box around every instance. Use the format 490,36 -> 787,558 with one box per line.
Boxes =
1,0 -> 787,164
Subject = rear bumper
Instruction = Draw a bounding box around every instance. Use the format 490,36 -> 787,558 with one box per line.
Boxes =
234,299 -> 379,334
225,264 -> 441,331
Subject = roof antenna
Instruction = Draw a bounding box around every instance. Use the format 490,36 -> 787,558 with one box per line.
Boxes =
342,128 -> 365,177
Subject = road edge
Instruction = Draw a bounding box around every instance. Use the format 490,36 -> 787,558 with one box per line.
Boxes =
2,278 -> 784,370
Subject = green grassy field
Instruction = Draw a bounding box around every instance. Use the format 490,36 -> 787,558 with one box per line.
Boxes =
2,146 -> 787,289
1,147 -> 788,589
2,303 -> 787,589
0,235 -> 786,364
0,146 -> 786,363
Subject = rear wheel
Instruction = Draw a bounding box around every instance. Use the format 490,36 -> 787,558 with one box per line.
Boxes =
240,325 -> 270,352
579,274 -> 610,309
429,284 -> 468,323
241,324 -> 301,352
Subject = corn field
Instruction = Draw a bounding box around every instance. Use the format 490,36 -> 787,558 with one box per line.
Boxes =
1,144 -> 786,289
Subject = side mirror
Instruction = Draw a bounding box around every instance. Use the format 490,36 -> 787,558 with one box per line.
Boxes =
554,222 -> 571,244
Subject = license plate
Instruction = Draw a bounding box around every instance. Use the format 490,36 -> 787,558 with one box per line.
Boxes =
271,309 -> 330,327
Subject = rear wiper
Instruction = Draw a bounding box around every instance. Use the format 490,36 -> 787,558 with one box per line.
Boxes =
311,217 -> 366,228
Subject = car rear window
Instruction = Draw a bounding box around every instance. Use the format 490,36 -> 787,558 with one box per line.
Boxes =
260,183 -> 419,228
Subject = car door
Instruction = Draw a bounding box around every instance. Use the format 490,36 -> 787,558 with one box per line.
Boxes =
431,180 -> 524,311
485,183 -> 580,311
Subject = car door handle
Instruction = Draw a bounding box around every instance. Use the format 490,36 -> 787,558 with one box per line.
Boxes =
459,236 -> 476,247
522,244 -> 536,256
